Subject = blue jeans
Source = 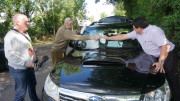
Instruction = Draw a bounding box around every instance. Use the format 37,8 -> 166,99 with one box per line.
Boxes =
9,66 -> 40,101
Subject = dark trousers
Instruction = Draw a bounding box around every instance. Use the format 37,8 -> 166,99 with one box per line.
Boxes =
164,47 -> 180,101
9,66 -> 39,101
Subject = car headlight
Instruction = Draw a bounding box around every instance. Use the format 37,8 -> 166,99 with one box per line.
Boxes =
142,80 -> 170,101
44,74 -> 59,101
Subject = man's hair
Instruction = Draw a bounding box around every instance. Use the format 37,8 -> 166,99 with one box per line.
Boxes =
64,18 -> 73,25
132,16 -> 149,29
12,14 -> 27,26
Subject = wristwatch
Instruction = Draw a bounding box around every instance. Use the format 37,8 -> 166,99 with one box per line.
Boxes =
159,61 -> 164,65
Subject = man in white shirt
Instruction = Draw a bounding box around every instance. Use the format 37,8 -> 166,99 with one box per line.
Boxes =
104,16 -> 179,101
4,14 -> 40,101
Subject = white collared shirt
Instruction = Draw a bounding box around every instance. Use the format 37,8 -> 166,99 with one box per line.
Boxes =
127,25 -> 175,57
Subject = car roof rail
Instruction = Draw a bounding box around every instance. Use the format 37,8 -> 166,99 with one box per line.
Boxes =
89,16 -> 133,26
99,16 -> 132,24
89,21 -> 100,26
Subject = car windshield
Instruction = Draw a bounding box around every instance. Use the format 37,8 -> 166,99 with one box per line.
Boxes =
74,26 -> 139,50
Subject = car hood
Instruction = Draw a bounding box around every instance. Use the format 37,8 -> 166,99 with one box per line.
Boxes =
51,49 -> 165,95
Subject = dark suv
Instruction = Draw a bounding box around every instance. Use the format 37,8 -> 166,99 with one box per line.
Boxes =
42,16 -> 171,101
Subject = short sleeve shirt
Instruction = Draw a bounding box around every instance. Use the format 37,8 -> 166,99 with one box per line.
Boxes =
127,25 -> 175,57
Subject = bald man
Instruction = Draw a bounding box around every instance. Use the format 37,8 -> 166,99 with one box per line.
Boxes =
51,18 -> 100,67
4,14 -> 40,101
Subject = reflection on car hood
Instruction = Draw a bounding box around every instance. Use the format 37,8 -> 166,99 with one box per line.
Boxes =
51,49 -> 165,95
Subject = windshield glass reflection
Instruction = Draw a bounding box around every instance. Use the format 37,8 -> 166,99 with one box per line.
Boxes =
76,27 -> 139,49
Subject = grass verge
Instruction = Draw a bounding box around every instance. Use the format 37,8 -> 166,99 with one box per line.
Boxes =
32,40 -> 53,46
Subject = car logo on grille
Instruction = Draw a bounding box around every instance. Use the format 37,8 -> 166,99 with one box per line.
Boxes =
89,96 -> 103,101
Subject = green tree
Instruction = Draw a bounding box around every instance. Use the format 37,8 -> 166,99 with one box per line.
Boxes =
0,0 -> 36,40
29,0 -> 86,39
113,1 -> 126,16
121,0 -> 180,46
0,0 -> 86,41
98,0 -> 180,47
88,16 -> 95,22
100,12 -> 108,18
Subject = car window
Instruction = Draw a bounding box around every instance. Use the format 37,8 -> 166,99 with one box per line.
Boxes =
84,27 -> 131,36
74,26 -> 139,50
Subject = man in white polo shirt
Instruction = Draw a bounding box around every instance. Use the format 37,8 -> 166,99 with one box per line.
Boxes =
104,16 -> 179,101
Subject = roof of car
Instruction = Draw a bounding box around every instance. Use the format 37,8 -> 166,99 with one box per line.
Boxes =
87,22 -> 132,30
99,16 -> 132,23
89,16 -> 132,28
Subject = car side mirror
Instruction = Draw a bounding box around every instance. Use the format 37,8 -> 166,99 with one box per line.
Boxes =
69,40 -> 86,49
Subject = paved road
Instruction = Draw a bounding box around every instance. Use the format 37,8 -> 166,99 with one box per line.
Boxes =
0,44 -> 52,101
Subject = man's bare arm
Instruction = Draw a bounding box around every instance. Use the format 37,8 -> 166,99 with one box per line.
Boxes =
103,34 -> 129,40
153,44 -> 170,73
159,44 -> 170,62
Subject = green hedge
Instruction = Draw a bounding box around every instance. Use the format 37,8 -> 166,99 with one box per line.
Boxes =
115,0 -> 180,47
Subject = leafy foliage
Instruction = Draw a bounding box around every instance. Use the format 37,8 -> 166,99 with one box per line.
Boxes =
100,12 -> 108,18
0,0 -> 86,41
1,0 -> 179,46
112,0 -> 180,46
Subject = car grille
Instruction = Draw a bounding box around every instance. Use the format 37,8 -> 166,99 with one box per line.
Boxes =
59,93 -> 86,101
